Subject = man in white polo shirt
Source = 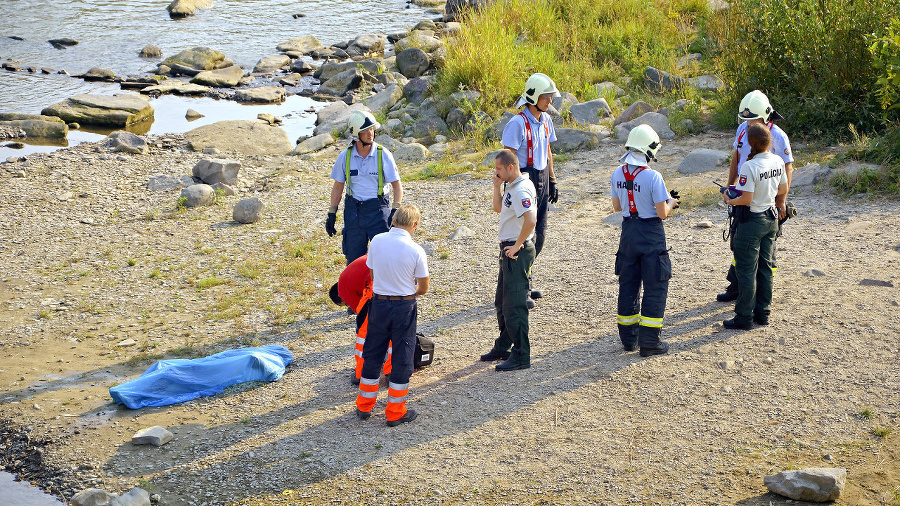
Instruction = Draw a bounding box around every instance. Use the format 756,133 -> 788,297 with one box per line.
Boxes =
355,204 -> 429,426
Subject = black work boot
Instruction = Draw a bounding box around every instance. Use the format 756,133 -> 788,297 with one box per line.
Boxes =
716,291 -> 738,302
480,349 -> 511,362
723,318 -> 753,330
386,409 -> 418,427
496,359 -> 530,371
639,341 -> 669,357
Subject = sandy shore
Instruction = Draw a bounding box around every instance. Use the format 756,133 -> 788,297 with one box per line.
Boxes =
1,130 -> 898,505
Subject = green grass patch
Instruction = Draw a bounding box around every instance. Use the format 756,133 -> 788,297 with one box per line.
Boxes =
196,277 -> 228,289
126,352 -> 164,367
872,426 -> 893,438
831,123 -> 900,195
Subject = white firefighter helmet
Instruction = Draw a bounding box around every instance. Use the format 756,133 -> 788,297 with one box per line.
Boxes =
348,110 -> 380,137
625,124 -> 661,162
737,90 -> 783,122
522,73 -> 560,106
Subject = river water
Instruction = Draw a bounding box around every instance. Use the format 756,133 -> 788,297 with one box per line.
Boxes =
0,0 -> 432,158
0,471 -> 64,505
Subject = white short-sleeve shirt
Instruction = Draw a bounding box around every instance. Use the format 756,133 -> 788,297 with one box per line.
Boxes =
330,142 -> 400,201
610,164 -> 670,219
733,122 -> 793,166
498,174 -> 537,242
367,228 -> 429,296
736,152 -> 788,213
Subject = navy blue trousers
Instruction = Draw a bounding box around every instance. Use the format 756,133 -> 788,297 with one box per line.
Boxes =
342,194 -> 390,265
361,298 -> 417,384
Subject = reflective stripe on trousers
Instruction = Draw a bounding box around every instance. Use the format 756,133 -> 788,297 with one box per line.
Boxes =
355,377 -> 380,413
385,381 -> 409,422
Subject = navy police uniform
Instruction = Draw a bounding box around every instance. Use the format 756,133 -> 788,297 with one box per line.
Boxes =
610,162 -> 672,350
330,143 -> 400,264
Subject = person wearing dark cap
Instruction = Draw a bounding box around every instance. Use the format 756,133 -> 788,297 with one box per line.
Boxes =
329,254 -> 391,385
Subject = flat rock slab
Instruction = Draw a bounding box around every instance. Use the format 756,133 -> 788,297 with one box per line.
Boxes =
41,94 -> 154,127
186,120 -> 292,155
141,80 -> 210,95
132,426 -> 174,446
679,148 -> 731,174
764,467 -> 846,502
791,163 -> 832,188
614,112 -> 675,141
191,65 -> 244,87
293,133 -> 337,155
234,87 -> 285,103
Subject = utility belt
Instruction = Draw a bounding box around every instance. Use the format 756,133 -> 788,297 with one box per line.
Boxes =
750,207 -> 778,219
345,194 -> 388,207
623,215 -> 662,223
374,294 -> 417,301
500,238 -> 533,249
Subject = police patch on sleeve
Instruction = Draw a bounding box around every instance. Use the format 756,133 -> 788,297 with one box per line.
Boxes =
521,198 -> 532,208
784,148 -> 790,156
739,175 -> 747,186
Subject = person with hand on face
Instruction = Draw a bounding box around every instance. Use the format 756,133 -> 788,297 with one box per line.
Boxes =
501,73 -> 559,308
479,149 -> 537,371
721,123 -> 788,329
610,125 -> 679,357
325,111 -> 402,265
717,90 -> 794,302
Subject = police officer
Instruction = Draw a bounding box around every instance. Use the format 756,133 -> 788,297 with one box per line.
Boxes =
721,123 -> 788,329
717,90 -> 794,301
611,125 -> 679,357
326,111 -> 403,265
501,73 -> 559,307
479,149 -> 537,371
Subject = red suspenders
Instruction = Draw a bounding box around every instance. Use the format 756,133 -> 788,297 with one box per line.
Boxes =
736,121 -> 774,146
621,165 -> 646,216
518,111 -> 550,167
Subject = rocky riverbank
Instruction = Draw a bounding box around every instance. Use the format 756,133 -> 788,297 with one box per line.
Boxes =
0,124 -> 898,505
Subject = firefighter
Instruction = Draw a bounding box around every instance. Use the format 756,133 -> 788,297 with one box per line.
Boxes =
501,73 -> 559,308
717,90 -> 794,301
328,254 -> 391,385
325,111 -> 403,265
610,125 -> 679,357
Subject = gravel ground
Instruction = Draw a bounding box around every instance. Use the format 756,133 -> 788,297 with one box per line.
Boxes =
0,130 -> 898,505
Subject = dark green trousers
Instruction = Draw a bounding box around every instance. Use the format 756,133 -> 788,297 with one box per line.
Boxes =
493,241 -> 535,365
732,213 -> 778,324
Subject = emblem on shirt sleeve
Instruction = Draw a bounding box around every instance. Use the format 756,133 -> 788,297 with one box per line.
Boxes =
784,148 -> 790,155
739,175 -> 747,186
522,198 -> 532,208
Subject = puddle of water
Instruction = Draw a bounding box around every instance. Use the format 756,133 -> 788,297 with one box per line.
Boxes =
0,93 -> 323,159
0,471 -> 64,505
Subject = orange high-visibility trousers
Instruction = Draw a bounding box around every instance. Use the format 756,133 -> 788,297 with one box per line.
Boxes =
385,380 -> 409,422
354,293 -> 392,382
356,377 -> 379,413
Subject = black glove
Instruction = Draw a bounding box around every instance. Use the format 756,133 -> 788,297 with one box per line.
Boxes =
325,212 -> 337,237
669,189 -> 680,201
549,177 -> 559,204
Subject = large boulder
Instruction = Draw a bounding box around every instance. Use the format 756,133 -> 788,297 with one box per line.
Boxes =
614,101 -> 654,126
764,468 -> 846,502
679,148 -> 730,174
185,120 -> 293,155
167,0 -> 214,17
396,48 -> 430,78
568,99 -> 612,126
180,184 -> 216,208
319,68 -> 366,96
190,65 -> 244,87
393,142 -> 431,162
346,34 -> 386,58
141,80 -> 210,95
233,198 -> 265,224
82,67 -> 115,82
412,116 -> 450,139
362,83 -> 403,114
688,74 -> 723,91
552,128 -> 601,153
614,112 -> 675,141
314,102 -> 371,136
293,133 -> 337,155
790,163 -> 832,189
192,158 -> 240,185
163,47 -> 228,76
445,0 -> 493,21
139,44 -> 162,58
551,92 -> 579,112
643,66 -> 687,92
0,114 -> 68,139
253,55 -> 290,74
403,77 -> 432,105
71,488 -> 114,506
314,59 -> 382,81
276,35 -> 323,55
234,86 -> 285,103
106,131 -> 148,155
42,94 -> 153,127
395,34 -> 444,53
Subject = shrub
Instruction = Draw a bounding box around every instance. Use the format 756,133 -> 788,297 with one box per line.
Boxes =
709,0 -> 899,138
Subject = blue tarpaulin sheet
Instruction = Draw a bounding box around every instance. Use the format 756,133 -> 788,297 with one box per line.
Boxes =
110,345 -> 294,409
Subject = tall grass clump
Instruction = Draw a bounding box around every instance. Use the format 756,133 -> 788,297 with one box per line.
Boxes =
436,0 -> 708,115
708,0 -> 899,138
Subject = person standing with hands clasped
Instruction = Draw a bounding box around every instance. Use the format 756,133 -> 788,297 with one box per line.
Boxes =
721,123 -> 787,329
479,149 -> 537,371
611,125 -> 679,357
501,73 -> 559,308
355,205 -> 429,426
325,111 -> 403,265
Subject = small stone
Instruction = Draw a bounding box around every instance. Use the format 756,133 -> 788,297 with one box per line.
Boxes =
71,488 -> 114,506
233,198 -> 265,224
185,109 -> 204,120
132,426 -> 174,446
860,279 -> 893,287
117,339 -> 138,347
804,269 -> 827,277
448,226 -> 473,241
80,218 -> 95,225
695,220 -> 713,228
824,454 -> 833,461
180,184 -> 216,207
763,357 -> 774,365
764,467 -> 846,502
201,147 -> 220,155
